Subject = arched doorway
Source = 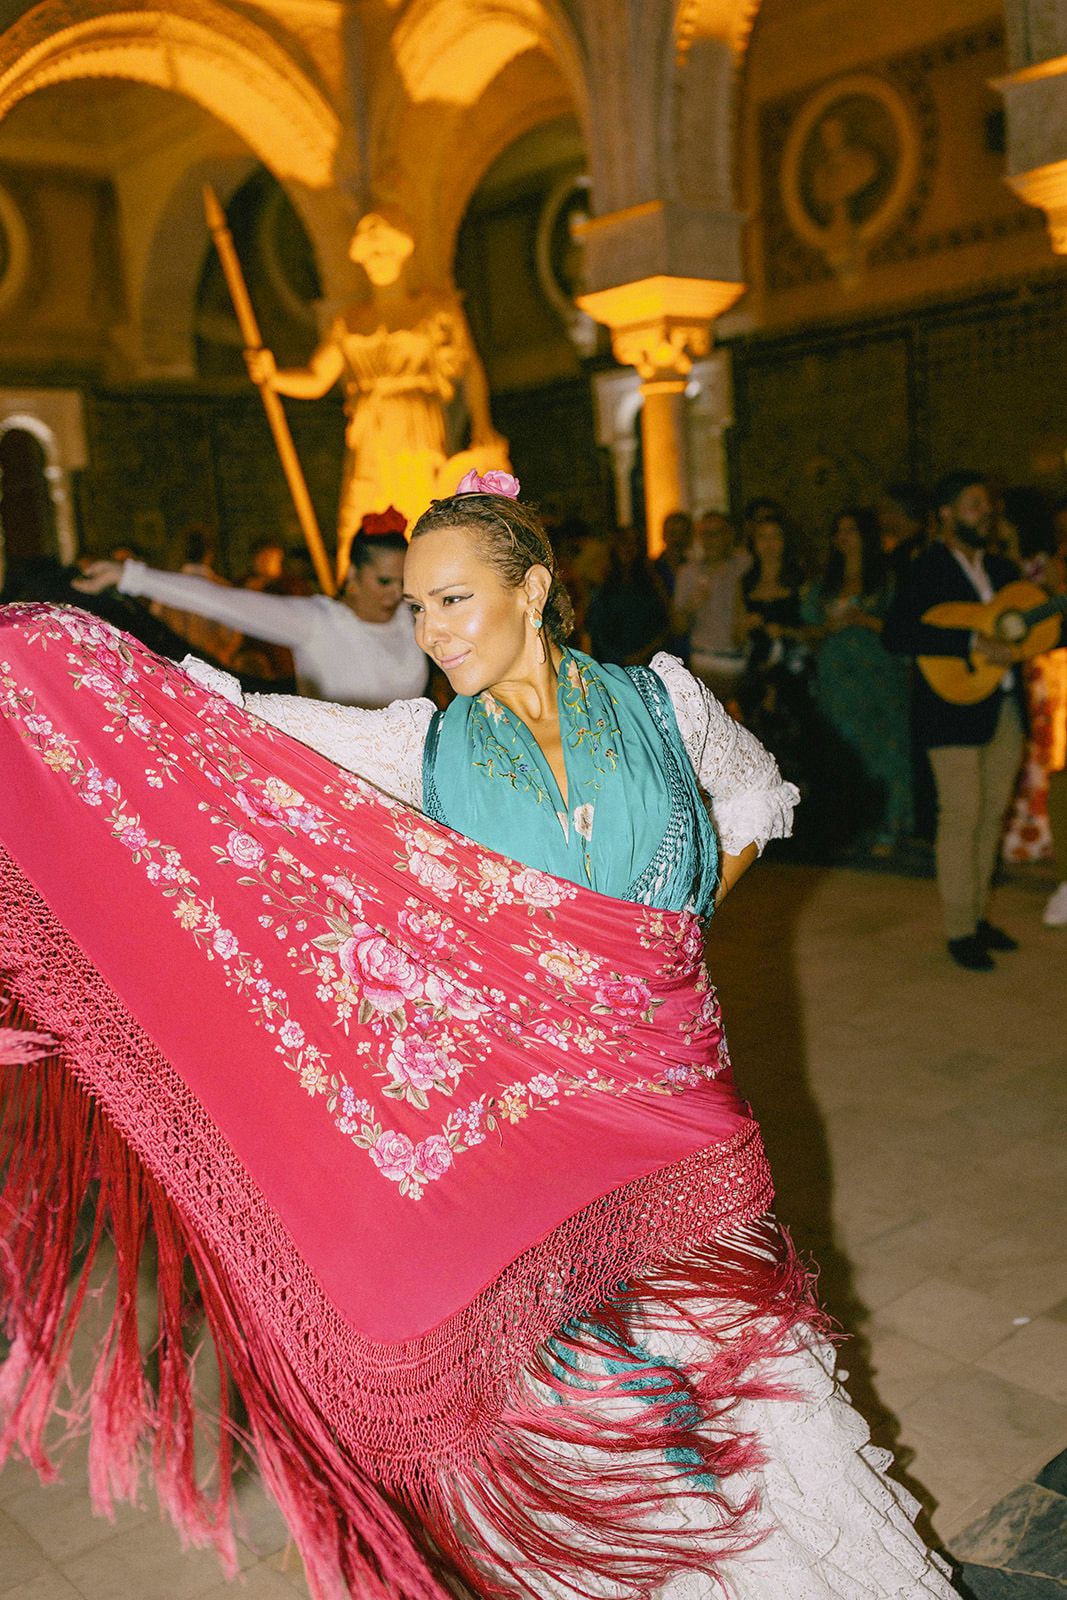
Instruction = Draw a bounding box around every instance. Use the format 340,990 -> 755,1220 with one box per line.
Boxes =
0,426 -> 58,563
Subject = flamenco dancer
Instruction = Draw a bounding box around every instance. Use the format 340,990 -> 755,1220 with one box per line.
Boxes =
0,473 -> 958,1598
83,506 -> 428,707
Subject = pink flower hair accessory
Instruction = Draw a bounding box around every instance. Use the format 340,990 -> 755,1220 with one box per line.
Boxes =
454,469 -> 521,498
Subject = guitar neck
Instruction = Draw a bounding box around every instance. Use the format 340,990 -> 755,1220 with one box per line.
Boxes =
1021,593 -> 1067,628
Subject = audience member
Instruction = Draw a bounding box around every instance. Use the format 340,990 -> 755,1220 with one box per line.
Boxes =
1000,499 -> 1060,865
883,470 -> 1027,969
652,510 -> 694,598
803,507 -> 913,853
1047,500 -> 1067,925
673,510 -> 750,701
736,515 -> 812,793
243,538 -> 287,591
556,519 -> 610,654
878,483 -> 931,581
587,525 -> 671,667
651,509 -> 694,658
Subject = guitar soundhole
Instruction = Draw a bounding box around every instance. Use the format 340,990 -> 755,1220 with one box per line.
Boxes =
997,610 -> 1028,644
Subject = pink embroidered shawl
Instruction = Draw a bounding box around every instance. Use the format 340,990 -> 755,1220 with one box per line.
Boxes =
0,606 -> 812,1600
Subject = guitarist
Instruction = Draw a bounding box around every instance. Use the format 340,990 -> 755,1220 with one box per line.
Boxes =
883,470 -> 1027,970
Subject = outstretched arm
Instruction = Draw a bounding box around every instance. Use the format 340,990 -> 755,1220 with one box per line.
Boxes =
76,561 -> 319,649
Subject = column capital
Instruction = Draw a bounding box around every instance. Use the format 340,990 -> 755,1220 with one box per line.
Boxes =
576,276 -> 744,380
1005,158 -> 1067,253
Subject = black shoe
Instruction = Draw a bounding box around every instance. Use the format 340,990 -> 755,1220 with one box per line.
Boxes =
977,920 -> 1018,952
947,935 -> 995,971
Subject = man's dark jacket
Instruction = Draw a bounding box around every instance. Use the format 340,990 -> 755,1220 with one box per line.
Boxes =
882,541 -> 1029,749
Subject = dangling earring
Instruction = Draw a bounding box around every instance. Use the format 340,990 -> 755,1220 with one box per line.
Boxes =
528,610 -> 547,664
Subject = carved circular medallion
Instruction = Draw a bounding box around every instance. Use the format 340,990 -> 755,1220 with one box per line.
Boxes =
781,74 -> 921,258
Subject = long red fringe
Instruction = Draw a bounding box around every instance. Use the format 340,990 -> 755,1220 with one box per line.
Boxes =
1,848 -> 826,1600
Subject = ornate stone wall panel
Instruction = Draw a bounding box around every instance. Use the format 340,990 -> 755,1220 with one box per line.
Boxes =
731,329 -> 912,560
79,388 -> 343,574
750,20 -> 1053,318
729,272 -> 1067,554
916,278 -> 1067,485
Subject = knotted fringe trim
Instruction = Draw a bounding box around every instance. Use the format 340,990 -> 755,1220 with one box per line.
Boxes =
1,845 -> 826,1598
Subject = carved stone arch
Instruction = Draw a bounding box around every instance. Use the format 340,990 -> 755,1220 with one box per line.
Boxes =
138,155 -> 259,378
372,0 -> 590,283
0,1 -> 355,298
0,395 -> 87,575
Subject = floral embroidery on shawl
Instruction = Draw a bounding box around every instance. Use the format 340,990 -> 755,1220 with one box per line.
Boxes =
0,607 -> 727,1202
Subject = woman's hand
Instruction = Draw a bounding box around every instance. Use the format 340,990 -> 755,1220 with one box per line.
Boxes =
72,560 -> 124,595
244,346 -> 277,388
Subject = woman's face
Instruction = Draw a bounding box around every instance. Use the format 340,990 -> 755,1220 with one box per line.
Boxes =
752,519 -> 785,567
403,526 -> 548,696
343,548 -> 406,623
833,515 -> 862,559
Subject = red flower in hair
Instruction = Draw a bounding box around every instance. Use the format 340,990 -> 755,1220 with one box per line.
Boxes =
360,506 -> 408,536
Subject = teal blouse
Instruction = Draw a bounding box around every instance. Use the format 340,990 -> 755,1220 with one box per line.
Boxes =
422,649 -> 719,916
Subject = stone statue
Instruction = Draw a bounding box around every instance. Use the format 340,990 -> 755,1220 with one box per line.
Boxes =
247,210 -> 509,578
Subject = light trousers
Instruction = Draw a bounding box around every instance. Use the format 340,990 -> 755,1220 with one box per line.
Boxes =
928,699 -> 1024,940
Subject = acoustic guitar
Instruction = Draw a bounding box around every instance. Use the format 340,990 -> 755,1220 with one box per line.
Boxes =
918,580 -> 1067,704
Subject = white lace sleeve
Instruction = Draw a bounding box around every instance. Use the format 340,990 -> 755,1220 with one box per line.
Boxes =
244,692 -> 435,810
174,656 -> 433,807
651,651 -> 799,856
178,655 -> 245,704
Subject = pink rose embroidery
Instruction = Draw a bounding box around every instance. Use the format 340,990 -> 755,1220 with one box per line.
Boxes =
79,669 -> 116,697
408,851 -> 458,896
386,1034 -> 448,1091
594,977 -> 652,1019
213,928 -> 239,959
370,1129 -> 415,1182
512,867 -> 569,909
338,929 -> 425,1012
423,971 -> 485,1020
414,1135 -> 453,1180
398,907 -> 451,955
324,873 -> 361,907
227,830 -> 264,868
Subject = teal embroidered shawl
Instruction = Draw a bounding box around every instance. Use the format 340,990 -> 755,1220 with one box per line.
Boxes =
423,650 -> 718,914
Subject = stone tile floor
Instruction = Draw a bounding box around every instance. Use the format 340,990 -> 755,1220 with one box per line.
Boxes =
952,1449 -> 1067,1597
1,861 -> 1064,1597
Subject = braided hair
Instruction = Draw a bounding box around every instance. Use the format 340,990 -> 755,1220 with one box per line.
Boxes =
410,493 -> 575,643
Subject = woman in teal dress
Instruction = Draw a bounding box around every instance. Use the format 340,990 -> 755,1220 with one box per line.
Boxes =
63,476 -> 958,1599
803,507 -> 914,853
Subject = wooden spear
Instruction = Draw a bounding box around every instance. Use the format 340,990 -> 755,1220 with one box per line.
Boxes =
202,184 -> 337,597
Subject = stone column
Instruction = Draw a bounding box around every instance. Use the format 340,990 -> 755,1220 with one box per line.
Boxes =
997,2 -> 1067,255
686,350 -> 734,516
578,276 -> 743,552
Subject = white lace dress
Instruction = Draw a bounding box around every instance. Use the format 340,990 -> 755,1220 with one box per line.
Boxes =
181,652 -> 959,1600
